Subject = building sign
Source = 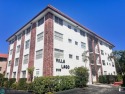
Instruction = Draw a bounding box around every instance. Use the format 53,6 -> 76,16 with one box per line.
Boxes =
56,59 -> 65,63
61,65 -> 70,69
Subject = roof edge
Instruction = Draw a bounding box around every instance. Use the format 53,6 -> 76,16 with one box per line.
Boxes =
7,5 -> 115,47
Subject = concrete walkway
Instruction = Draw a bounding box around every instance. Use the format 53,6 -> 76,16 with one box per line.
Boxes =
56,84 -> 124,94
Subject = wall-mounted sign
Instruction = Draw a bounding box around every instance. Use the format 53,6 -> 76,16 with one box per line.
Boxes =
61,65 -> 70,69
56,59 -> 65,63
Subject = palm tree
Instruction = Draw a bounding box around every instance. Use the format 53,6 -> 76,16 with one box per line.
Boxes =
82,50 -> 89,67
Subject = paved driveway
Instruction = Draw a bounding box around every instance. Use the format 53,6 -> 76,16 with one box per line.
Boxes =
56,84 -> 125,94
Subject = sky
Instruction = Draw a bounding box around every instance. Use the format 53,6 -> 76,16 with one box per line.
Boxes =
0,0 -> 125,54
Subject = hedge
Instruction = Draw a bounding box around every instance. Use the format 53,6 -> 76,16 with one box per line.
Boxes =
99,75 -> 118,84
33,76 -> 75,94
17,78 -> 27,90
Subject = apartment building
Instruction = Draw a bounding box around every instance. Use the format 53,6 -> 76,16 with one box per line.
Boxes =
6,5 -> 116,84
0,54 -> 8,74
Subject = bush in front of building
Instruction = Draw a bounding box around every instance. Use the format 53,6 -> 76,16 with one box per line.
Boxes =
8,78 -> 16,88
17,78 -> 27,90
33,76 -> 75,94
99,75 -> 118,84
69,66 -> 89,88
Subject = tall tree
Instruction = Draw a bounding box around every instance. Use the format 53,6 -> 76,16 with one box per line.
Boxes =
112,50 -> 125,86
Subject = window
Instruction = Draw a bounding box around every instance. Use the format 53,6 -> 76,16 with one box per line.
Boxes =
0,67 -> 2,71
25,40 -> 30,49
13,72 -> 16,78
81,42 -> 86,49
16,45 -> 20,53
54,31 -> 63,41
36,69 -> 39,76
75,41 -> 78,45
54,49 -> 64,58
76,56 -> 79,60
104,71 -> 107,75
102,60 -> 105,65
38,17 -> 44,26
36,49 -> 42,59
69,54 -> 73,59
37,32 -> 43,42
68,39 -> 72,43
100,41 -> 103,45
101,50 -> 104,55
18,34 -> 22,40
68,25 -> 71,29
55,16 -> 63,25
22,71 -> 26,78
8,61 -> 11,66
23,54 -> 29,64
107,62 -> 108,65
10,49 -> 13,55
15,58 -> 19,66
80,30 -> 85,36
74,28 -> 77,32
6,73 -> 9,78
26,27 -> 31,35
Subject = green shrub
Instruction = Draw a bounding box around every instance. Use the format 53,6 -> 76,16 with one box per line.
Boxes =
99,75 -> 118,84
11,82 -> 18,89
8,78 -> 16,88
17,78 -> 27,90
33,76 -> 75,94
70,66 -> 89,88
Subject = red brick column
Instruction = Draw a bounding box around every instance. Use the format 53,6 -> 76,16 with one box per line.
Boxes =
92,39 -> 98,82
28,23 -> 36,81
97,43 -> 103,75
43,12 -> 53,76
9,37 -> 17,79
87,35 -> 93,84
17,31 -> 25,82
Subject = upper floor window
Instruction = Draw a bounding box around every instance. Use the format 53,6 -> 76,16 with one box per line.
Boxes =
74,28 -> 77,32
54,49 -> 64,58
15,58 -> 19,66
37,32 -> 43,42
8,61 -> 11,66
80,30 -> 85,36
100,41 -> 103,45
22,71 -> 26,78
26,27 -> 31,35
18,34 -> 22,40
54,31 -> 63,41
16,45 -> 20,53
102,60 -> 105,65
23,54 -> 29,64
25,40 -> 30,49
55,16 -> 63,26
68,25 -> 71,29
101,50 -> 104,55
10,49 -> 13,55
81,42 -> 86,49
38,17 -> 44,26
69,54 -> 73,59
36,49 -> 43,59
68,39 -> 72,43
75,41 -> 78,45
76,56 -> 79,60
